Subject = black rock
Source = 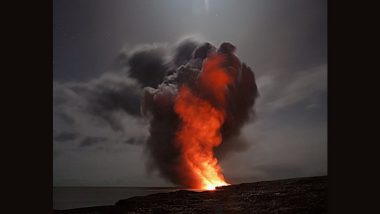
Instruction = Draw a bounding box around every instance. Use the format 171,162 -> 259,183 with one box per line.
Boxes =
54,176 -> 327,214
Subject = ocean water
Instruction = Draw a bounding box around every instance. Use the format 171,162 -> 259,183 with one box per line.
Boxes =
53,187 -> 181,210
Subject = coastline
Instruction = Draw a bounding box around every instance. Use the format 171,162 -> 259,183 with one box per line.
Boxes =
54,175 -> 327,214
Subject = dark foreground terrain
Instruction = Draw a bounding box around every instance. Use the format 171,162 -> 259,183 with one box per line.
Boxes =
54,175 -> 327,214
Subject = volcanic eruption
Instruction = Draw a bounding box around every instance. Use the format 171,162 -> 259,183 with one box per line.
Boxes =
142,41 -> 258,190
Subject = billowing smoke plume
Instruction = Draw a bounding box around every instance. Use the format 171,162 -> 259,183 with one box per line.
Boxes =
142,41 -> 258,188
54,43 -> 172,136
54,39 -> 258,188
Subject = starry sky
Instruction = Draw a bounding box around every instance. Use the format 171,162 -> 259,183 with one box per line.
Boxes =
53,0 -> 327,186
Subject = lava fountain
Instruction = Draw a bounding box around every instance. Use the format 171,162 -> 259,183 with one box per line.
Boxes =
142,41 -> 258,191
174,53 -> 231,190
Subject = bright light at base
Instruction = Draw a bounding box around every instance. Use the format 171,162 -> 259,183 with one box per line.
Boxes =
203,182 -> 230,191
205,184 -> 216,191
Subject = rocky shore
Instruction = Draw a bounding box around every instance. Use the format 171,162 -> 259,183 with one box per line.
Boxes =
54,175 -> 327,214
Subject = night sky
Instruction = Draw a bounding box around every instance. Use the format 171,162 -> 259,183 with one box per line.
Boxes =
53,0 -> 327,186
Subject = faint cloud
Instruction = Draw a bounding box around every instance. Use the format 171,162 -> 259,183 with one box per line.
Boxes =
256,64 -> 327,113
80,136 -> 108,147
54,132 -> 79,142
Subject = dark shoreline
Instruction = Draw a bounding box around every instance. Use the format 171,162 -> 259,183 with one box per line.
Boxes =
54,175 -> 327,214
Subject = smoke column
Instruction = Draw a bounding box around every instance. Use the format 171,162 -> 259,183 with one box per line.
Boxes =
142,41 -> 258,190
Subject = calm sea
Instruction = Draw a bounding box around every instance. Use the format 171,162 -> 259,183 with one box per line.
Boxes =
53,187 -> 181,210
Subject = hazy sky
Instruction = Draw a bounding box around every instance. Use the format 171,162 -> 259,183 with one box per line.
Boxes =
53,0 -> 327,186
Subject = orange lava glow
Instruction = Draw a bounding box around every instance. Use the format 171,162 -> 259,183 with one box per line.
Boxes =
174,53 -> 231,190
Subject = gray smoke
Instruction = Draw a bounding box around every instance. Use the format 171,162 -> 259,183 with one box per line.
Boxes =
142,41 -> 259,187
53,43 -> 173,135
53,39 -> 258,187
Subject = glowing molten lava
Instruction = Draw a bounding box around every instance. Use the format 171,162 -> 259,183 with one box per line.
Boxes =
174,53 -> 231,190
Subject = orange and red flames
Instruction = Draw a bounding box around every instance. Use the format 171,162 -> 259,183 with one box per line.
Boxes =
174,53 -> 231,190
143,41 -> 258,192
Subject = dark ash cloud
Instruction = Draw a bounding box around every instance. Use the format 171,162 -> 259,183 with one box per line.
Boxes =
142,41 -> 259,187
54,40 -> 201,133
173,38 -> 200,67
71,74 -> 142,131
127,46 -> 169,88
54,39 -> 259,188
